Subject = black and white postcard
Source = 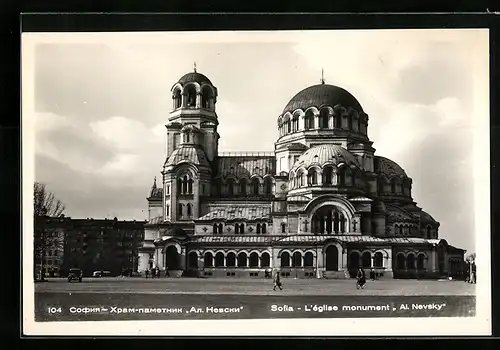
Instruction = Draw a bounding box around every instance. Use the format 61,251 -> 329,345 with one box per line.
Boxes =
22,29 -> 491,336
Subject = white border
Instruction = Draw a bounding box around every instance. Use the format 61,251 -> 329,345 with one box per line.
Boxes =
22,29 -> 491,336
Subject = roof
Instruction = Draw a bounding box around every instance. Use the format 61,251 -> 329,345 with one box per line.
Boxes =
291,144 -> 359,171
188,234 -> 442,246
217,155 -> 276,179
419,210 -> 438,223
164,145 -> 210,168
177,72 -> 212,85
374,156 -> 407,177
197,205 -> 271,221
282,84 -> 363,114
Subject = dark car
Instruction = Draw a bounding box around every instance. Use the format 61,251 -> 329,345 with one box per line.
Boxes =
68,268 -> 83,283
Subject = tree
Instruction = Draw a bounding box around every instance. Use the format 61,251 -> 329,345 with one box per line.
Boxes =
466,253 -> 476,262
33,182 -> 65,280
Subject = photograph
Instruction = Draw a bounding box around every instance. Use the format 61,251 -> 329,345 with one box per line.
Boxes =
22,28 -> 491,336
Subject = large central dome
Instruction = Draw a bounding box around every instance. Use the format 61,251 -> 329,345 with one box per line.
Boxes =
283,84 -> 363,114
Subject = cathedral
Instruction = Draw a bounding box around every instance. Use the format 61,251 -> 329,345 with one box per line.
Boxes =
138,68 -> 466,279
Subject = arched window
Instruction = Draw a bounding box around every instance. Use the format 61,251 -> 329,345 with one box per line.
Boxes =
292,115 -> 299,132
251,178 -> 259,195
264,178 -> 272,195
417,254 -> 425,270
391,178 -> 396,193
213,223 -> 218,234
249,252 -> 259,267
256,223 -> 261,234
226,252 -> 236,267
262,223 -> 267,233
261,252 -> 271,267
218,223 -> 223,233
305,110 -> 315,129
287,119 -> 291,133
204,252 -> 213,267
323,166 -> 333,185
185,132 -> 190,143
304,252 -> 314,267
280,252 -> 290,267
399,225 -> 403,235
183,175 -> 188,194
240,223 -> 245,233
173,89 -> 182,109
188,179 -> 193,194
201,86 -> 212,109
215,252 -> 224,267
188,252 -> 198,268
239,178 -> 247,196
186,203 -> 192,217
394,224 -> 399,235
166,204 -> 169,217
281,222 -> 286,233
292,252 -> 302,267
237,252 -> 247,267
185,85 -> 197,107
361,252 -> 372,268
320,109 -> 329,128
178,204 -> 183,217
396,253 -> 405,269
426,225 -> 431,238
227,179 -> 234,197
235,224 -> 239,234
374,252 -> 383,267
407,254 -> 416,270
308,168 -> 317,185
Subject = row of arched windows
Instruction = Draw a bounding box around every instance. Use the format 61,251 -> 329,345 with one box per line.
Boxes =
278,108 -> 367,137
290,166 -> 363,189
212,222 -> 268,234
213,177 -> 273,197
394,224 -> 417,236
348,251 -> 385,269
178,203 -> 192,219
395,253 -> 427,270
378,176 -> 411,197
172,84 -> 215,110
279,251 -> 315,267
193,251 -> 271,268
177,176 -> 194,195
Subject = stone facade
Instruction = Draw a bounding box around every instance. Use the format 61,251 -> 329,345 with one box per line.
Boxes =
138,69 -> 466,279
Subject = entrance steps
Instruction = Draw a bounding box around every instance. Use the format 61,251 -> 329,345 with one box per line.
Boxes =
322,270 -> 350,279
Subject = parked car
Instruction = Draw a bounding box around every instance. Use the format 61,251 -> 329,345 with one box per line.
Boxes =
92,270 -> 112,277
68,268 -> 83,283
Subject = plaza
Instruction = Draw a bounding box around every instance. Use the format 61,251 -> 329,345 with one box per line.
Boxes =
35,277 -> 475,296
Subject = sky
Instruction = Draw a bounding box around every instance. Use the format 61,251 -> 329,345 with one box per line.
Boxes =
23,30 -> 489,254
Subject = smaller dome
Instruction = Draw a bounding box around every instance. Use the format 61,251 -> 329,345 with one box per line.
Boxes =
291,144 -> 359,170
420,211 -> 437,224
164,145 -> 210,168
374,156 -> 407,177
177,72 -> 212,85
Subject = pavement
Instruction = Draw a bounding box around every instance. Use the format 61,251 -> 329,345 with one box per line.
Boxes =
33,278 -> 476,321
35,276 -> 476,296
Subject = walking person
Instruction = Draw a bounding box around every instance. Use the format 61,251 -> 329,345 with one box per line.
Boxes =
273,270 -> 283,291
356,268 -> 366,289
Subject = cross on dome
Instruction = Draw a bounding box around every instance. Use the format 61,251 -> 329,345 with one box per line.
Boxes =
320,68 -> 325,84
194,61 -> 197,72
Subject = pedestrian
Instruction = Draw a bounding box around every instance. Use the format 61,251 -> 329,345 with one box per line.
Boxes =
273,270 -> 283,291
370,268 -> 375,281
145,269 -> 149,279
356,268 -> 366,289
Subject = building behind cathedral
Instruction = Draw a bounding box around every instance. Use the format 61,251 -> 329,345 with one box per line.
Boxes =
139,68 -> 466,279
